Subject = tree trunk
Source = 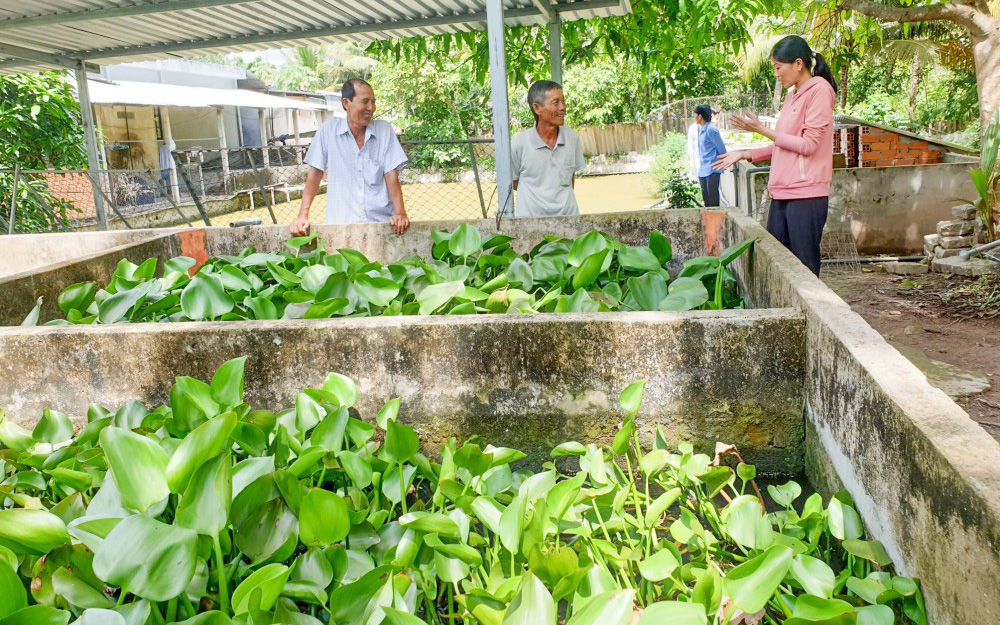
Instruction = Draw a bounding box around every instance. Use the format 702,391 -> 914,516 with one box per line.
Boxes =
973,30 -> 1000,130
772,78 -> 783,114
840,65 -> 849,110
908,60 -> 922,119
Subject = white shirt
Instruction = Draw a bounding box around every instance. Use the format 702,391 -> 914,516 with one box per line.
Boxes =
686,123 -> 701,180
304,118 -> 408,224
510,126 -> 586,218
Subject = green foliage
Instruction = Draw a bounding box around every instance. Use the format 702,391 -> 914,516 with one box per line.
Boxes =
0,360 -> 929,624
645,133 -> 701,209
970,108 -> 1000,241
28,230 -> 754,326
0,72 -> 87,233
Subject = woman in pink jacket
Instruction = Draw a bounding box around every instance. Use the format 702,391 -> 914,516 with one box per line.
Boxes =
715,35 -> 838,275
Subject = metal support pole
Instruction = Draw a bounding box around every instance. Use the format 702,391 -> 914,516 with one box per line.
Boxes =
468,142 -> 488,218
258,108 -> 270,167
292,110 -> 302,164
75,62 -> 108,230
486,0 -> 514,219
548,19 -> 562,84
216,107 -> 230,192
161,106 -> 181,203
8,164 -> 19,234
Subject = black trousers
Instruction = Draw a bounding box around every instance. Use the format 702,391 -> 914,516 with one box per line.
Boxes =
767,197 -> 829,276
699,173 -> 721,207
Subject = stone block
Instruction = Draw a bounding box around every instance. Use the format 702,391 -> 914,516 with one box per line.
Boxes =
931,256 -> 1000,277
935,247 -> 966,259
939,235 -> 974,249
952,204 -> 978,220
937,220 -> 974,237
884,261 -> 929,276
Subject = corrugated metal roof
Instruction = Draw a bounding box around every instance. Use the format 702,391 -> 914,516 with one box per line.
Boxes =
88,78 -> 341,110
0,0 -> 631,73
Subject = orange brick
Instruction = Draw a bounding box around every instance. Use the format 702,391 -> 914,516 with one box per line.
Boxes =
876,159 -> 895,167
909,141 -> 929,150
871,142 -> 891,150
895,158 -> 916,166
859,158 -> 878,167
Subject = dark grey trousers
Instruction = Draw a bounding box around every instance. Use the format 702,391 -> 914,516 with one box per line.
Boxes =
699,173 -> 721,207
767,197 -> 829,276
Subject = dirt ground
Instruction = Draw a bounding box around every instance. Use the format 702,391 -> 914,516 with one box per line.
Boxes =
824,269 -> 1000,442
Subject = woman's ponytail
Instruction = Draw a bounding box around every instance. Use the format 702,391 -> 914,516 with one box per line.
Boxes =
811,52 -> 839,94
772,35 -> 839,94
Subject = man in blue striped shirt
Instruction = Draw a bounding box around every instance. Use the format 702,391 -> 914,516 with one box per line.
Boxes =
695,105 -> 727,207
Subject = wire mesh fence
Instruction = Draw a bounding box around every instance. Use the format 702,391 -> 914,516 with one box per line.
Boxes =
0,166 -> 195,233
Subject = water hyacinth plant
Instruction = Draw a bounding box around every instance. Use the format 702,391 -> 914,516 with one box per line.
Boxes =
0,359 -> 927,624
23,228 -> 754,325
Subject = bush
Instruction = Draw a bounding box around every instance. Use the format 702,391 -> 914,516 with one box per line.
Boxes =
645,132 -> 690,195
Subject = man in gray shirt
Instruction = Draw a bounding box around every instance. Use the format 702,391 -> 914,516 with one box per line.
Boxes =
511,80 -> 586,218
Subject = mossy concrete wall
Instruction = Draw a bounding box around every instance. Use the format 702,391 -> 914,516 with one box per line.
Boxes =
717,208 -> 1000,625
0,309 -> 805,474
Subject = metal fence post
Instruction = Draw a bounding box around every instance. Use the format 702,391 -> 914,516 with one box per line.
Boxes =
244,148 -> 278,225
8,164 -> 20,234
468,142 -> 488,218
176,163 -> 213,226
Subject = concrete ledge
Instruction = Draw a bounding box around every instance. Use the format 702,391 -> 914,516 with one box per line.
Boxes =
0,309 -> 806,475
719,208 -> 1000,625
0,230 -> 166,279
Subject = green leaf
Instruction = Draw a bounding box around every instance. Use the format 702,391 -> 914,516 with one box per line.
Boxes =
507,258 -> 534,290
449,224 -> 483,258
722,495 -> 773,551
299,489 -> 350,548
659,277 -> 709,311
644,487 -> 681,528
376,398 -> 401,429
572,249 -> 608,290
98,288 -> 146,324
722,545 -> 794,614
627,272 -> 667,311
504,573 -> 555,625
417,280 -> 464,315
93,515 -> 198,601
619,380 -> 646,416
175,454 -> 232,536
286,233 -> 318,251
73,610 -> 126,625
265,261 -> 303,287
399,512 -> 461,539
322,372 -> 359,408
165,412 -> 238,493
827,497 -> 864,540
790,554 -> 836,599
649,231 -> 673,264
231,563 -> 291,615
52,567 -> 112,610
638,545 -> 681,582
719,238 -> 755,266
99,427 -> 170,513
692,568 -> 722,615
211,356 -> 247,408
567,231 -> 609,267
566,589 -> 635,625
551,441 -> 587,457
180,274 -> 235,321
767,480 -> 802,508
857,604 -> 895,625
0,559 -> 27,619
384,419 -> 420,465
618,246 -> 662,272
355,275 -> 401,307
842,539 -> 892,567
638,601 -> 707,625
0,605 -> 70,625
32,408 -> 73,444
546,472 -> 586,520
58,282 -> 97,314
792,595 -> 855,620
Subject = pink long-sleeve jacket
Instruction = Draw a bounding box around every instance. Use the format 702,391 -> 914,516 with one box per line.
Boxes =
749,76 -> 836,200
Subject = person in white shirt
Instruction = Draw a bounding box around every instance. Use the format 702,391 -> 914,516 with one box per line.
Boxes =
685,121 -> 700,180
290,79 -> 410,236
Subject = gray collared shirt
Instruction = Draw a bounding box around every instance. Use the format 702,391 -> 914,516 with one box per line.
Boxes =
304,117 -> 408,224
511,125 -> 586,218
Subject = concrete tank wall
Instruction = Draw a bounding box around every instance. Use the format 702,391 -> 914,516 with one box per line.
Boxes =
718,207 -> 1000,625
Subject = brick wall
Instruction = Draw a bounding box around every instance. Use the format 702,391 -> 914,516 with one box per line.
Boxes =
851,126 -> 943,168
42,172 -> 98,219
